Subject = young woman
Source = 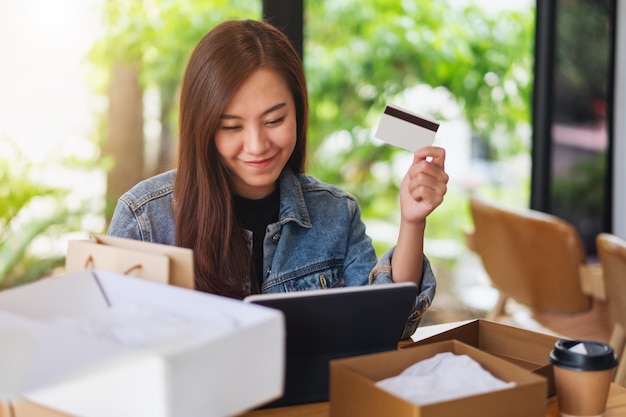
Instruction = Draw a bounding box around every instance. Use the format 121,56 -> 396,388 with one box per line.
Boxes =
107,19 -> 448,337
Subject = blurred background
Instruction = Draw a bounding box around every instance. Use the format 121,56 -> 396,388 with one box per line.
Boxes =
1,0 -> 619,325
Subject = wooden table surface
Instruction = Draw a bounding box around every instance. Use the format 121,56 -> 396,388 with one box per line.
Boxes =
238,384 -> 626,417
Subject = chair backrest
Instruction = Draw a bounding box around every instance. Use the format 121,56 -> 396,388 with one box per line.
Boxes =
596,233 -> 626,386
597,233 -> 626,334
469,195 -> 590,313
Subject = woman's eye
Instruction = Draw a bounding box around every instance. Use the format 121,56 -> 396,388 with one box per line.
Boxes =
221,125 -> 241,131
266,117 -> 285,127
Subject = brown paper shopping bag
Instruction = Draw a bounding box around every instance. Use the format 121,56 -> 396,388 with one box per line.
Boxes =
65,234 -> 194,289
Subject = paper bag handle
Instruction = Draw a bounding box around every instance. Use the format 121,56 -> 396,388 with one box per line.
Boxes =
83,255 -> 143,276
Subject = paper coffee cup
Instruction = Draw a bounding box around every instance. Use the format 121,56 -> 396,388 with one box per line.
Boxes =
550,339 -> 618,417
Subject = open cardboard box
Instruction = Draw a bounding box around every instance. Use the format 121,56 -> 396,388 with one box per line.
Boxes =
0,270 -> 284,417
329,340 -> 547,417
406,319 -> 559,397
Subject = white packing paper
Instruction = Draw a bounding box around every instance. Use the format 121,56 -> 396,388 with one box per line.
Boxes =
376,352 -> 515,405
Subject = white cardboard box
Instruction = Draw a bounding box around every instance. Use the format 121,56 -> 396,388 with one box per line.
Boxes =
0,270 -> 285,417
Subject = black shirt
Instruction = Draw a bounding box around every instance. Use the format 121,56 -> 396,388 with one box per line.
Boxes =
233,187 -> 280,293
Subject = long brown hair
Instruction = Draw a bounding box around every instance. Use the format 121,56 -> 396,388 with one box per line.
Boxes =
175,19 -> 308,298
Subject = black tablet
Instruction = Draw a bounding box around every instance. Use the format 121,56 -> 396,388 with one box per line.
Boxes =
244,282 -> 419,407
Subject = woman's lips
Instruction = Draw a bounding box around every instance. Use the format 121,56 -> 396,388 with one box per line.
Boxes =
245,155 -> 275,168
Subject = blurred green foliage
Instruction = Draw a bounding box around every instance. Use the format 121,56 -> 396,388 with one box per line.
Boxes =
305,0 -> 533,157
554,1 -> 612,124
0,140 -> 82,288
303,1 -> 534,254
88,0 -> 261,117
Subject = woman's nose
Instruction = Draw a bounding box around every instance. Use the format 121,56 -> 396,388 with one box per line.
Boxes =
243,127 -> 270,155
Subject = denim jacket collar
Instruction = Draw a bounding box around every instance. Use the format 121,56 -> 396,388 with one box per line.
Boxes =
278,168 -> 312,229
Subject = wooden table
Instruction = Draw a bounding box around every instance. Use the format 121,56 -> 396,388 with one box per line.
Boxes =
239,381 -> 626,417
238,321 -> 626,416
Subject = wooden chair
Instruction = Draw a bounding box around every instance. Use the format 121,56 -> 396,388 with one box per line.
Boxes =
597,232 -> 626,386
466,195 -> 611,343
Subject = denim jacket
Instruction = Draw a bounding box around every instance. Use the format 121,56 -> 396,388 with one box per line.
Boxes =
107,168 -> 436,337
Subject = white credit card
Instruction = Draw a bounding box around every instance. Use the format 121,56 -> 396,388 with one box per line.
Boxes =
374,104 -> 439,152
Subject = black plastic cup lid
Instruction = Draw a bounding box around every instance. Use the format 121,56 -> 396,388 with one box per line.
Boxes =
549,339 -> 618,371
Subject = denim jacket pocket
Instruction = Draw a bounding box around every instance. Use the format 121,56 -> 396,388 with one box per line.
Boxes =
263,259 -> 345,293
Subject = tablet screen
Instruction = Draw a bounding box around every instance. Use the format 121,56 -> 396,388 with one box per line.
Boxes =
244,282 -> 419,407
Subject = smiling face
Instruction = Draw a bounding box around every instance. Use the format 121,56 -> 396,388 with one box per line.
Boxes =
214,67 -> 297,200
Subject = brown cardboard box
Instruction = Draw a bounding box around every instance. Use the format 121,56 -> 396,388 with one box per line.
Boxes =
406,319 -> 559,397
329,340 -> 547,417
